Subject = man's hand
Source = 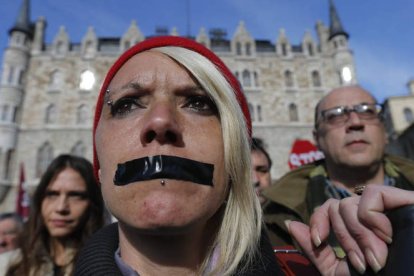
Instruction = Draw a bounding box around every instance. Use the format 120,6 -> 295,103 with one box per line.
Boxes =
287,185 -> 414,275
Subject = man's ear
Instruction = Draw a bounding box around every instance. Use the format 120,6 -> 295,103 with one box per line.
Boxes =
98,169 -> 102,182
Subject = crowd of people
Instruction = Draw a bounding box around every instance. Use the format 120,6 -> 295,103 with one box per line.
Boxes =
0,36 -> 413,275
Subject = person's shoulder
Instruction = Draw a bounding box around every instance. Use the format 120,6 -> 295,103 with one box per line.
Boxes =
74,223 -> 121,276
0,249 -> 22,276
386,154 -> 414,184
262,161 -> 323,213
264,162 -> 320,197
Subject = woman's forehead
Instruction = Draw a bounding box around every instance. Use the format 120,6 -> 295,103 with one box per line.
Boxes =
108,51 -> 197,92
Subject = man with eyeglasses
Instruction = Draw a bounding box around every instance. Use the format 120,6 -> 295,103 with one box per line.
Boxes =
262,85 -> 414,250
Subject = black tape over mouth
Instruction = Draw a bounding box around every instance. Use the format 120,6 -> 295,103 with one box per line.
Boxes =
114,155 -> 214,186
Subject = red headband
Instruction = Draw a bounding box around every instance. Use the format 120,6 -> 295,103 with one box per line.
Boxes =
93,36 -> 251,179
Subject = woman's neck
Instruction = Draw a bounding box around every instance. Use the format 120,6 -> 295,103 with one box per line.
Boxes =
50,238 -> 74,266
117,222 -> 214,276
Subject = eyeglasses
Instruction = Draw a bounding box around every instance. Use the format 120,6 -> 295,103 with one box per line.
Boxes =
318,103 -> 383,126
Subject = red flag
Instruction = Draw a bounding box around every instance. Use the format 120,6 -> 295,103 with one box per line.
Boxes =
288,139 -> 324,170
16,163 -> 30,220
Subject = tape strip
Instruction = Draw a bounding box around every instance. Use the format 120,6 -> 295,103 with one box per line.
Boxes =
114,155 -> 214,186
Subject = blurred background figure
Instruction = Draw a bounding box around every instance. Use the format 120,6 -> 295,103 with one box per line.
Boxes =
0,213 -> 23,254
251,137 -> 273,206
0,154 -> 105,275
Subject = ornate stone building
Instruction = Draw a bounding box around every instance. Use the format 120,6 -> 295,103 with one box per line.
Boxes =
384,79 -> 414,160
0,0 -> 357,211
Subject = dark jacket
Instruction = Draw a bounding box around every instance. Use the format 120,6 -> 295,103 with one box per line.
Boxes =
74,223 -> 283,275
262,155 -> 414,247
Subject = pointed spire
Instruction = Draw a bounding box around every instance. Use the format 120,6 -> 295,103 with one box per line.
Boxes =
9,0 -> 33,37
328,0 -> 348,40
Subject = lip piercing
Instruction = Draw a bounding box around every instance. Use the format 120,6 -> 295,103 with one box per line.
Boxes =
161,180 -> 166,185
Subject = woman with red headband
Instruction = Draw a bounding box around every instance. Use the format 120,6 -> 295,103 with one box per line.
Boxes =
75,36 -> 282,275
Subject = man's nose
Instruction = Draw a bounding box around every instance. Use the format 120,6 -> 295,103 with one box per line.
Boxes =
346,111 -> 364,131
140,101 -> 183,145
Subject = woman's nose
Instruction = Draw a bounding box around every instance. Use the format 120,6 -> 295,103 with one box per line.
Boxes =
140,101 -> 183,146
55,195 -> 70,214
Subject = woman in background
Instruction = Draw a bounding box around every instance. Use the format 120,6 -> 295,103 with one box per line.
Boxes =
2,154 -> 104,276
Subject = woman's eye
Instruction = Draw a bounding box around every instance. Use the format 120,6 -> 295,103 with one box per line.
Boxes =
184,95 -> 217,114
110,97 -> 143,117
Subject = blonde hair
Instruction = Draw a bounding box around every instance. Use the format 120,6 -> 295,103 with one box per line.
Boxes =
152,47 -> 262,275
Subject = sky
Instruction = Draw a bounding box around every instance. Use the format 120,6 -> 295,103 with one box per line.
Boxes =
0,0 -> 413,103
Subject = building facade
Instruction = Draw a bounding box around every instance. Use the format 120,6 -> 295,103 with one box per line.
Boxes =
0,0 -> 357,211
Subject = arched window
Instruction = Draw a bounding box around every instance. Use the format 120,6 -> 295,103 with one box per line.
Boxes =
257,105 -> 262,122
403,107 -> 414,123
4,149 -> 14,180
246,43 -> 251,56
284,70 -> 294,87
289,103 -> 298,121
36,142 -> 53,177
307,43 -> 314,56
236,42 -> 242,55
45,104 -> 56,124
1,105 -> 9,121
85,41 -> 94,56
7,66 -> 14,84
56,41 -> 65,55
311,70 -> 321,87
281,43 -> 288,56
77,104 -> 88,125
79,70 -> 95,90
242,70 -> 251,87
71,141 -> 86,157
235,71 -> 240,82
254,72 -> 259,87
49,70 -> 62,88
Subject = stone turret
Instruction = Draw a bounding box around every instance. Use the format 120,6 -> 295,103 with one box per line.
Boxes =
0,0 -> 33,200
328,0 -> 356,86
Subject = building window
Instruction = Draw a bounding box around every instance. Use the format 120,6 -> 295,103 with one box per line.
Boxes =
236,42 -> 242,55
403,107 -> 414,123
4,149 -> 14,180
281,43 -> 287,56
284,70 -> 294,87
12,107 -> 18,122
1,105 -> 8,121
7,67 -> 14,84
76,104 -> 88,125
242,70 -> 251,87
36,142 -> 53,177
246,43 -> 251,56
17,69 -> 24,85
289,103 -> 298,121
257,105 -> 262,122
71,141 -> 86,157
311,70 -> 321,87
307,43 -> 314,56
79,70 -> 95,90
45,104 -> 56,124
49,70 -> 62,88
254,72 -> 259,87
56,41 -> 65,55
